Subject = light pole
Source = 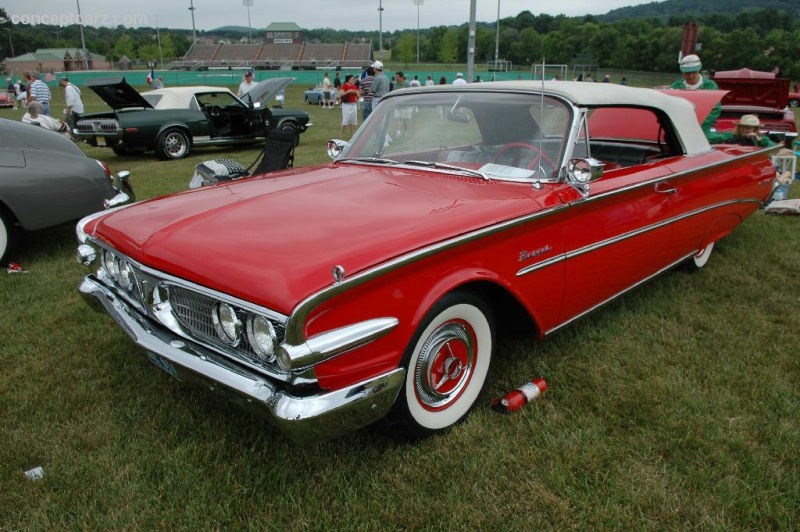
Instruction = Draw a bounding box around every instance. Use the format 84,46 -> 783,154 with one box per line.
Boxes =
2,28 -> 15,58
188,0 -> 197,47
76,0 -> 89,69
243,0 -> 253,43
378,0 -> 384,60
413,0 -> 423,64
494,0 -> 500,70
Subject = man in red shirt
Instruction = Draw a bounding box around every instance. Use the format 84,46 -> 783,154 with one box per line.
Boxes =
339,74 -> 360,137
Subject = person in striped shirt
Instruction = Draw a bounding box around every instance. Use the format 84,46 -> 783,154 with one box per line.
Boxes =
26,71 -> 52,116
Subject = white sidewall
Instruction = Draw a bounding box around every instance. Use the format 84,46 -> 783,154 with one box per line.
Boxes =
693,242 -> 715,269
405,303 -> 492,430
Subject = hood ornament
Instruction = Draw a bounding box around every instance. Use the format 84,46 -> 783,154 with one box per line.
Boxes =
331,265 -> 346,284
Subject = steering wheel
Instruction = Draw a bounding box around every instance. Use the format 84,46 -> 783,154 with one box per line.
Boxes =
494,142 -> 556,176
208,105 -> 221,119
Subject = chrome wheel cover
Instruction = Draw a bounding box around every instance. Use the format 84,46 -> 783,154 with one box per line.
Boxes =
414,320 -> 475,409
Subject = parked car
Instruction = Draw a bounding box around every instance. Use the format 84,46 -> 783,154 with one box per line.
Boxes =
0,92 -> 14,108
74,77 -> 312,160
712,68 -> 798,135
0,118 -> 132,265
76,82 -> 778,442
304,86 -> 325,105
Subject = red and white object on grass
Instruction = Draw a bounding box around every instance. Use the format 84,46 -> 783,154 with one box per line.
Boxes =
7,262 -> 29,274
491,377 -> 548,414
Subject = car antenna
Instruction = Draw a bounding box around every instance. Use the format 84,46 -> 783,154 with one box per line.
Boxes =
533,58 -> 547,189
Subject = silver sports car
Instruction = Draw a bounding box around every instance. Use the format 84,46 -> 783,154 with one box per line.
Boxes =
0,118 -> 133,265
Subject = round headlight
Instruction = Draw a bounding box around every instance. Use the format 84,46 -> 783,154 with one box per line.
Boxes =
247,315 -> 277,362
212,303 -> 241,345
102,250 -> 119,280
118,261 -> 135,291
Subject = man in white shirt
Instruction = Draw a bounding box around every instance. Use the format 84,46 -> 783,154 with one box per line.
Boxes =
60,77 -> 84,128
237,71 -> 256,99
452,72 -> 467,85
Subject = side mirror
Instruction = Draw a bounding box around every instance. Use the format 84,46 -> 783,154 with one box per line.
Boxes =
327,139 -> 348,160
566,158 -> 604,197
114,170 -> 130,193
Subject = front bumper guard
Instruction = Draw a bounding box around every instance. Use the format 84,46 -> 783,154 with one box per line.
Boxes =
79,275 -> 405,442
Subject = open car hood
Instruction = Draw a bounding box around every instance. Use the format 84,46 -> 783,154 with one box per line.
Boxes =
713,69 -> 789,109
85,76 -> 153,110
239,77 -> 294,108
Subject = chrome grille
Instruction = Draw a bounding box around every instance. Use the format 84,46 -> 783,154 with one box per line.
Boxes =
170,287 -> 219,341
96,244 -> 287,370
76,120 -> 119,133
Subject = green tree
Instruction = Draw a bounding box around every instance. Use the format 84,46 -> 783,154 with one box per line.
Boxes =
114,34 -> 136,60
393,33 -> 416,67
438,29 -> 459,65
159,33 -> 176,61
137,43 -> 160,62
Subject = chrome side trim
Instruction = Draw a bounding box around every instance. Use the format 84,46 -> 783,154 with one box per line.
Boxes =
544,252 -> 694,335
286,149 -> 771,344
516,197 -> 762,277
79,276 -> 404,442
277,318 -> 400,371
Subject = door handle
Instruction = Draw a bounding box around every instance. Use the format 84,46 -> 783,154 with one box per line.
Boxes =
655,182 -> 677,194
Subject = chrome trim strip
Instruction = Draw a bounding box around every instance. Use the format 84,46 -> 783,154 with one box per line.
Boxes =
516,254 -> 567,276
515,197 -> 762,277
192,136 -> 262,146
286,149 -> 772,345
544,252 -> 695,335
278,317 -> 400,371
78,276 -> 404,442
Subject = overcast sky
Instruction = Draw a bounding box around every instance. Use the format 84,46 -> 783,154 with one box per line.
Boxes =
4,1 -> 646,32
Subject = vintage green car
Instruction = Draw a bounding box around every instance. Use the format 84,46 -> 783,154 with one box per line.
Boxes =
74,77 -> 311,160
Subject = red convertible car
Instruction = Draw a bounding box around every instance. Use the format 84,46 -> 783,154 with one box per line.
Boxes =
76,82 -> 779,442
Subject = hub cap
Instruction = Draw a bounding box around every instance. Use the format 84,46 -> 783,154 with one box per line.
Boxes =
414,320 -> 475,410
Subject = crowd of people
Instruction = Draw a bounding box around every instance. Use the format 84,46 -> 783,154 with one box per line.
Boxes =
7,55 -> 797,150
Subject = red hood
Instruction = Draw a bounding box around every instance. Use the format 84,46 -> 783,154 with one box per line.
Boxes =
91,164 -> 541,313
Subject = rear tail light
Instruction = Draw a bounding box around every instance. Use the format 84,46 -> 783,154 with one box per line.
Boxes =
95,159 -> 112,179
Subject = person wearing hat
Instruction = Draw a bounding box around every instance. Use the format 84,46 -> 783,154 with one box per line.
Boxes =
369,61 -> 390,108
237,71 -> 256,98
452,72 -> 467,85
59,77 -> 84,129
706,115 -> 776,148
671,54 -> 720,133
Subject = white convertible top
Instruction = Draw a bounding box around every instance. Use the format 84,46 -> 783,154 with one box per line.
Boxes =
390,81 -> 714,156
142,86 -> 230,110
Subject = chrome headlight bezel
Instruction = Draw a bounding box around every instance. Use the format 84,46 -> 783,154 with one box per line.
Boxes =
212,302 -> 242,346
247,314 -> 277,362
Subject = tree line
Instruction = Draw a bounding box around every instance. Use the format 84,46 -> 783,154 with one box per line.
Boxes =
2,7 -> 799,79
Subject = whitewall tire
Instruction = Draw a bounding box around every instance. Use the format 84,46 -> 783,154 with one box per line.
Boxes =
389,291 -> 494,438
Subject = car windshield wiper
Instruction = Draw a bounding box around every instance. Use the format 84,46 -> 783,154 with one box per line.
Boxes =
335,157 -> 400,165
404,160 -> 489,180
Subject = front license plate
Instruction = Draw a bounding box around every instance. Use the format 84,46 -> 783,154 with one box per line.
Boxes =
147,352 -> 182,381
96,136 -> 106,147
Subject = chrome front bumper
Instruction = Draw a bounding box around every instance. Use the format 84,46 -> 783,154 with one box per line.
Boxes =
79,275 -> 405,442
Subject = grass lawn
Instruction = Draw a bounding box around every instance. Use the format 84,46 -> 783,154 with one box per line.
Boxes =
0,84 -> 798,529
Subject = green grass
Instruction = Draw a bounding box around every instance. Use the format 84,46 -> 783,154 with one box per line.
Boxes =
1,86 -> 799,529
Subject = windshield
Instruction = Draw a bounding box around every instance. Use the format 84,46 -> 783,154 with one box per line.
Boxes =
338,91 -> 572,181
